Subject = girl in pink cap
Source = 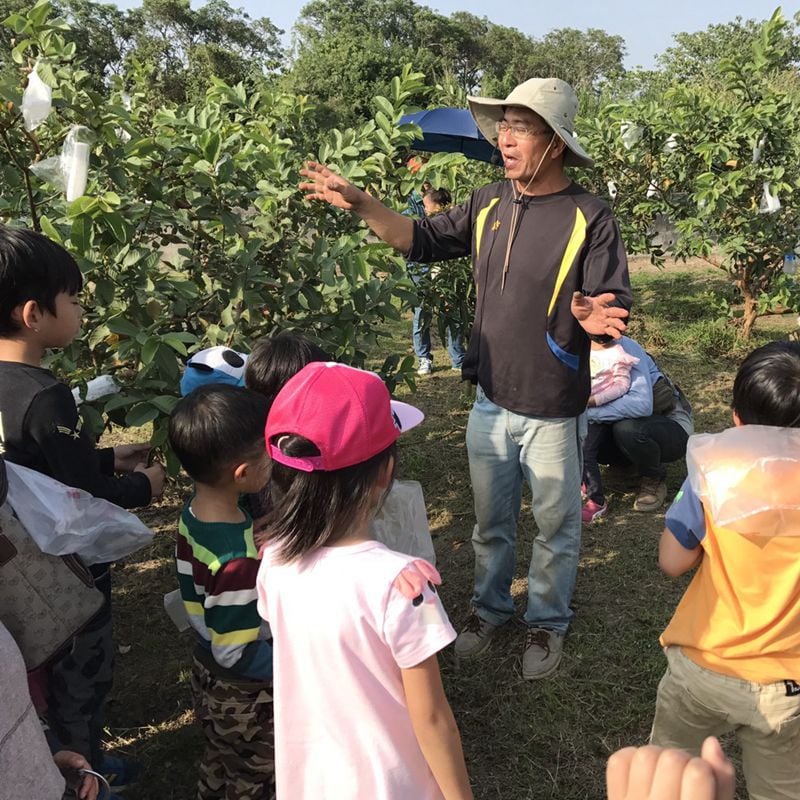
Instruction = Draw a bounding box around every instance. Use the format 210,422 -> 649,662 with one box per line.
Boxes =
256,362 -> 473,800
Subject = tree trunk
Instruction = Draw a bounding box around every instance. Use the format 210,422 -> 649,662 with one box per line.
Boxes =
741,285 -> 757,339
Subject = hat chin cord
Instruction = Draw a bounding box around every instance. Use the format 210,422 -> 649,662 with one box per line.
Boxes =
502,134 -> 556,292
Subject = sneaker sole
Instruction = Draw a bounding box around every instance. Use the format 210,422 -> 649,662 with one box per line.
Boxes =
522,651 -> 562,680
633,500 -> 664,512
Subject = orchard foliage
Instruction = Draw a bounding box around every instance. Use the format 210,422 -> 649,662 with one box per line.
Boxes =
581,9 -> 800,337
0,1 -> 460,465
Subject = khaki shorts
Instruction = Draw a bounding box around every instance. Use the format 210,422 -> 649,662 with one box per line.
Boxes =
651,646 -> 800,800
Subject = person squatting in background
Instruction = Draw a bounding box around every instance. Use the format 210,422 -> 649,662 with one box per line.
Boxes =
582,336 -> 693,521
581,337 -> 640,522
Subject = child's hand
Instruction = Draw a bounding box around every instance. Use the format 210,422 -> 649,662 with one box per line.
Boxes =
114,443 -> 151,472
606,737 -> 735,800
135,461 -> 166,498
53,750 -> 99,800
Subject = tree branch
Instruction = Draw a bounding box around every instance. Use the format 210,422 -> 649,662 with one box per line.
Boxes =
0,126 -> 39,231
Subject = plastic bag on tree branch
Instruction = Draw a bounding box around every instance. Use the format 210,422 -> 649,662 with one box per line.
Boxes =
29,125 -> 94,201
21,61 -> 52,131
758,182 -> 780,214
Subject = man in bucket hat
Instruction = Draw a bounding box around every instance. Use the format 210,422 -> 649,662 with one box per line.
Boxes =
300,77 -> 631,679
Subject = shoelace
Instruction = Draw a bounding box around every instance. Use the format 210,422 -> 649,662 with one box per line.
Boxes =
464,613 -> 486,634
525,629 -> 551,656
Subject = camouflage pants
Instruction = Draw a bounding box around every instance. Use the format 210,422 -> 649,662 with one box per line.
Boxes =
191,656 -> 275,800
48,566 -> 114,767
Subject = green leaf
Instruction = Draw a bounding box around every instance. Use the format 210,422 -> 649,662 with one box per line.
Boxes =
107,316 -> 140,337
125,403 -> 159,428
373,96 -> 394,118
140,337 -> 159,366
70,216 -> 91,254
149,395 -> 179,414
103,212 -> 129,244
161,333 -> 189,355
39,215 -> 62,243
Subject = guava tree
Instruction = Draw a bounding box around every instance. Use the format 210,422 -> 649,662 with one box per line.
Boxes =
0,0 -> 433,466
581,9 -> 800,337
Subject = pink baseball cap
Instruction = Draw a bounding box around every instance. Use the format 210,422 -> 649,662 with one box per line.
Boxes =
266,362 -> 424,472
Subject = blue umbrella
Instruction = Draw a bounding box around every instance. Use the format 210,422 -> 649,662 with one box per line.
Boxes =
399,107 -> 503,165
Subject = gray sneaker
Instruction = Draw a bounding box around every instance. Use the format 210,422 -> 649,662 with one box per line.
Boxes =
633,476 -> 667,511
454,611 -> 497,658
416,357 -> 433,376
522,628 -> 563,680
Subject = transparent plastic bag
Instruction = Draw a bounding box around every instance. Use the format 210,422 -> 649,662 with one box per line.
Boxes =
71,375 -> 120,406
687,426 -> 800,536
5,461 -> 153,564
752,135 -> 767,164
29,125 -> 93,201
620,121 -> 643,150
21,62 -> 52,131
163,589 -> 190,632
758,182 -> 780,214
370,479 -> 436,563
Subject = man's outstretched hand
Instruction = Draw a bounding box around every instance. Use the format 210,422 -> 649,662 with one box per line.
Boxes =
299,161 -> 365,211
571,292 -> 629,339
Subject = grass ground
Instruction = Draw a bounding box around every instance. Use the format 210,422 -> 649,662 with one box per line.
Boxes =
107,259 -> 796,799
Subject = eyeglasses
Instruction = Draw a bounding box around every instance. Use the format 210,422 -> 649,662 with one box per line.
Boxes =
495,120 -> 552,139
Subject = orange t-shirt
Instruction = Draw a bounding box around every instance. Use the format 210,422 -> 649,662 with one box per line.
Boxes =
661,476 -> 800,683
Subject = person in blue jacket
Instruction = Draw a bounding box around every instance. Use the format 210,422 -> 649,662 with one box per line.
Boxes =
583,336 -> 694,520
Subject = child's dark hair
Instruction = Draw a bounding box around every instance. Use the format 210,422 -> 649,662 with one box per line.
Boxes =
0,226 -> 83,336
169,384 -> 269,485
732,341 -> 800,428
423,187 -> 451,207
245,331 -> 330,405
264,437 -> 396,560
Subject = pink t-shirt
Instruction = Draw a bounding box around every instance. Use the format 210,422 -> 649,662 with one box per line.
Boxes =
256,540 -> 457,799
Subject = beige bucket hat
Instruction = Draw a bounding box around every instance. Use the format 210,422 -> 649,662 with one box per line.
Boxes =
468,78 -> 593,168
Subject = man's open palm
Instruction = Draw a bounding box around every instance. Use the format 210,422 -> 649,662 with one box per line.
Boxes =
571,291 -> 628,338
299,161 -> 363,210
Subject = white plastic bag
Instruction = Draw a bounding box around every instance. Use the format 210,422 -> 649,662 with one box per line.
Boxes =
752,135 -> 767,164
686,426 -> 800,536
29,125 -> 93,201
759,182 -> 780,214
606,180 -> 618,199
72,375 -> 120,407
5,461 -> 153,564
620,121 -> 643,150
21,62 -> 52,131
370,479 -> 436,563
163,589 -> 191,632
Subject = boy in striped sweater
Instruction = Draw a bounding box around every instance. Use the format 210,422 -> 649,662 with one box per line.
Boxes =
168,384 -> 274,800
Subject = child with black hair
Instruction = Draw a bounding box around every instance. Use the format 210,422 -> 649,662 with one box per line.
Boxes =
168,384 -> 275,800
0,225 -> 164,783
244,330 -> 330,406
256,362 -> 472,799
652,341 -> 800,800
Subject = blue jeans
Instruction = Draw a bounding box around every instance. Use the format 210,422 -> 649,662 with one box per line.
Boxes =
466,385 -> 584,632
412,305 -> 466,367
